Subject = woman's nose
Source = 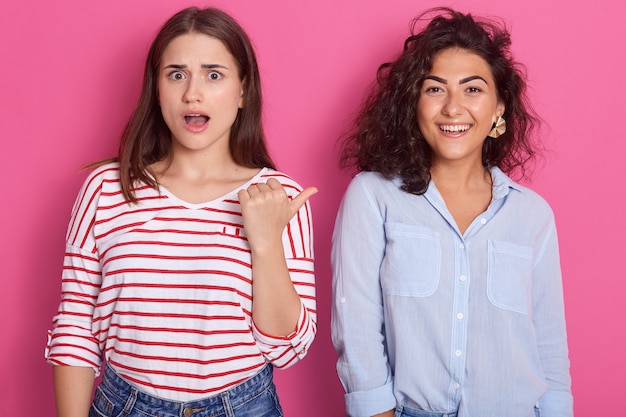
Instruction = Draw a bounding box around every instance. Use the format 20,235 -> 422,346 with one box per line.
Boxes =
183,77 -> 203,103
441,94 -> 463,116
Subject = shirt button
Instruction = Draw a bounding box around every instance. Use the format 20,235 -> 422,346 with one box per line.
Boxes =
340,297 -> 346,303
459,243 -> 465,249
455,349 -> 462,357
480,218 -> 487,224
457,313 -> 463,319
459,275 -> 466,282
454,383 -> 460,389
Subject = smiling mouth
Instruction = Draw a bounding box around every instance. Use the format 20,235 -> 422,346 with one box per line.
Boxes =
184,114 -> 210,126
439,124 -> 471,133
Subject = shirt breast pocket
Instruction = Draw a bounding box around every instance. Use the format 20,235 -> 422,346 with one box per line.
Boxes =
381,223 -> 440,297
487,240 -> 533,315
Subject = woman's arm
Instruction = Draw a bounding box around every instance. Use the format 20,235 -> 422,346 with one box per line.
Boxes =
53,365 -> 95,417
331,174 -> 397,417
532,220 -> 573,416
238,177 -> 317,336
47,168 -> 110,414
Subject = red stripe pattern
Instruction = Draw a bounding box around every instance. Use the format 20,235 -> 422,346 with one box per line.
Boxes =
46,164 -> 316,401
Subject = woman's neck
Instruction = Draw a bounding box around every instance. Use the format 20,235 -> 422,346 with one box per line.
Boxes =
429,160 -> 491,192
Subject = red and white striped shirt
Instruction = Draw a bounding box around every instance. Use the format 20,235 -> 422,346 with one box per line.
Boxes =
46,163 -> 316,401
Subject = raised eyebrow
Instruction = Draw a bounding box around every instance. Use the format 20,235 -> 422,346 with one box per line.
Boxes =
202,64 -> 229,70
162,64 -> 229,70
460,75 -> 488,84
424,75 -> 447,84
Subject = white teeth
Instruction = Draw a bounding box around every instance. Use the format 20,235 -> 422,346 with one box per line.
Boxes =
440,124 -> 470,133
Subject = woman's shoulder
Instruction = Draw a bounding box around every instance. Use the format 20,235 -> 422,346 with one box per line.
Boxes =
354,170 -> 396,183
260,168 -> 306,194
349,170 -> 404,195
494,168 -> 555,217
84,160 -> 121,184
73,161 -> 123,203
337,171 -> 408,211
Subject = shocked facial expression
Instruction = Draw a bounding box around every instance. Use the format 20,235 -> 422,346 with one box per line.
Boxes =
158,32 -> 244,156
417,47 -> 505,167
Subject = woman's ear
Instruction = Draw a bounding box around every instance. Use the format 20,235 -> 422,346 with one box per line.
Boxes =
496,101 -> 505,118
496,101 -> 506,119
238,79 -> 246,109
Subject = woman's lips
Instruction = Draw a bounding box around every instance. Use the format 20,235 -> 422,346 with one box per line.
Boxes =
182,113 -> 210,132
184,114 -> 209,126
438,123 -> 471,133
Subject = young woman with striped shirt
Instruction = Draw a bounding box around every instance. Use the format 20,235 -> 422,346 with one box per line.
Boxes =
46,7 -> 317,417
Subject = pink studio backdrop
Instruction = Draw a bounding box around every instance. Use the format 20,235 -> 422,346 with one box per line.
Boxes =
1,0 -> 623,414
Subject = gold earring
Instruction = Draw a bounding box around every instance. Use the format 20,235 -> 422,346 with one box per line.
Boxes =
488,116 -> 506,138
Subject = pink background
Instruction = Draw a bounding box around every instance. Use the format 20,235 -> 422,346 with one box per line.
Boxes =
1,0 -> 624,414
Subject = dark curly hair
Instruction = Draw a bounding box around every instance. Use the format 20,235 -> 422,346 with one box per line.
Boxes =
340,7 -> 542,195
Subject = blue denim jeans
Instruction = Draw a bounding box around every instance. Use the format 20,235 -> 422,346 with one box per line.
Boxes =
394,407 -> 457,417
89,363 -> 283,417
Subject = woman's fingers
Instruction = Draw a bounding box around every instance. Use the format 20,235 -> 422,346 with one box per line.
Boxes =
239,178 -> 317,221
289,186 -> 318,215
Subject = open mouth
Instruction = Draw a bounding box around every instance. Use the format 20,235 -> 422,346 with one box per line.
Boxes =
439,124 -> 471,133
184,114 -> 210,126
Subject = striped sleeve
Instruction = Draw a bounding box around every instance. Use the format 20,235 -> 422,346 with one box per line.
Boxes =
45,167 -> 112,374
251,173 -> 317,368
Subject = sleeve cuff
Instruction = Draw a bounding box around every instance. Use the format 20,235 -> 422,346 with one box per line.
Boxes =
253,303 -> 310,348
345,382 -> 396,417
45,328 -> 102,376
252,303 -> 315,367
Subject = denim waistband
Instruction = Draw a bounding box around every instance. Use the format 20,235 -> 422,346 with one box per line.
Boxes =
100,363 -> 273,417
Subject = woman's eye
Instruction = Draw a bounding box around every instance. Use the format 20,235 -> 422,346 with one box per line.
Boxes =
467,87 -> 482,93
424,86 -> 442,94
208,71 -> 222,80
168,71 -> 185,81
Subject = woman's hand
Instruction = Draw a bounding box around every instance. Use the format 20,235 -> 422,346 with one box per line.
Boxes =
238,178 -> 317,252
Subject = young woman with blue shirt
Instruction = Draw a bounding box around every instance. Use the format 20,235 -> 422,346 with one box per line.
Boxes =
331,8 -> 572,417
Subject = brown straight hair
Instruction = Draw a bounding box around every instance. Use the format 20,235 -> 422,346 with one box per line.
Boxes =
114,7 -> 274,202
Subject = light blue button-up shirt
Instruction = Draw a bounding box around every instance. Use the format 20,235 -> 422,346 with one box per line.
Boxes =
331,168 -> 573,417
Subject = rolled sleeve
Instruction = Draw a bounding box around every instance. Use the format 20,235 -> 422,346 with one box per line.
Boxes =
253,302 -> 316,368
46,244 -> 103,374
345,383 -> 396,417
46,170 -> 105,374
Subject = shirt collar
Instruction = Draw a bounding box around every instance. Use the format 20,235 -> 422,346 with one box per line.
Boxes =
490,166 -> 522,201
